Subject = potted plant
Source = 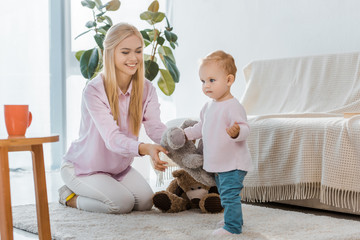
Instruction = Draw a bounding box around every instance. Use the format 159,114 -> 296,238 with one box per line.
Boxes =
75,0 -> 121,80
75,0 -> 179,96
139,0 -> 179,96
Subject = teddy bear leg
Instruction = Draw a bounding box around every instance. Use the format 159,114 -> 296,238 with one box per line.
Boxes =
153,191 -> 189,213
199,193 -> 224,214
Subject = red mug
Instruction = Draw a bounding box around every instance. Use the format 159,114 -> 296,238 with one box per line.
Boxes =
4,105 -> 32,136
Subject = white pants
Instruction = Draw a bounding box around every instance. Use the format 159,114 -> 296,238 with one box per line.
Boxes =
60,162 -> 154,214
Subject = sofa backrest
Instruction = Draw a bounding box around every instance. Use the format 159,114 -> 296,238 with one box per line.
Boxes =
240,52 -> 360,115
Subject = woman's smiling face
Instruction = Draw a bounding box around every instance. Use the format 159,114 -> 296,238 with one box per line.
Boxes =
114,34 -> 143,78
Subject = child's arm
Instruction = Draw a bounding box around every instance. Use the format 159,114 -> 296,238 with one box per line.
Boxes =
226,122 -> 240,138
184,103 -> 208,140
226,101 -> 250,141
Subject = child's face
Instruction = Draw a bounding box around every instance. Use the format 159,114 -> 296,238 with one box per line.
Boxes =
199,61 -> 233,102
114,35 -> 143,79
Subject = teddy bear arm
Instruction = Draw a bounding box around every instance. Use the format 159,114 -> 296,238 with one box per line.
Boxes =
167,179 -> 185,197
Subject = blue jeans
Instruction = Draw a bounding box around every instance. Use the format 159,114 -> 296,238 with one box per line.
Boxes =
215,170 -> 247,234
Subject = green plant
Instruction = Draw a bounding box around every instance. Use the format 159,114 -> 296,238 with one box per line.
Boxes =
74,0 -> 179,96
139,0 -> 179,96
75,0 -> 121,80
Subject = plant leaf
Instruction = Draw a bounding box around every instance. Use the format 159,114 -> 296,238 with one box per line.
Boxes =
158,69 -> 175,96
144,39 -> 151,47
97,16 -> 105,22
94,34 -> 105,50
75,50 -> 85,61
162,55 -> 180,83
96,12 -> 105,17
144,54 -> 157,62
165,16 -> 172,31
164,30 -> 178,42
99,24 -> 111,32
98,28 -> 107,35
80,48 -> 99,79
148,0 -> 159,12
158,46 -> 175,63
106,0 -> 121,11
85,21 -> 96,28
140,30 -> 150,41
147,30 -> 155,42
103,16 -> 112,26
144,60 -> 159,81
94,0 -> 103,10
157,36 -> 165,46
140,11 -> 153,20
81,0 -> 96,9
151,12 -> 165,23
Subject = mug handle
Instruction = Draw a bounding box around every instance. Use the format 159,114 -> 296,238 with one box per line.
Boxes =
28,111 -> 32,127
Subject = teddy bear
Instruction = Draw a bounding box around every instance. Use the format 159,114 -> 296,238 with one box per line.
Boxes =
152,169 -> 223,213
152,119 -> 223,213
160,119 -> 216,187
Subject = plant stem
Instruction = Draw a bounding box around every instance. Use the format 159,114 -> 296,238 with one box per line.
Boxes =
150,25 -> 157,61
92,10 -> 98,33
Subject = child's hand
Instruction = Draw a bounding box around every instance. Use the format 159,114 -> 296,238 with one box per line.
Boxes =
226,122 -> 240,138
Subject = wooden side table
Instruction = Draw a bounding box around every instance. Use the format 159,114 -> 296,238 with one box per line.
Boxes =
0,135 -> 59,240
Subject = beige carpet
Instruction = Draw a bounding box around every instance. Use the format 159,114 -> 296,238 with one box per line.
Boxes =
12,202 -> 360,240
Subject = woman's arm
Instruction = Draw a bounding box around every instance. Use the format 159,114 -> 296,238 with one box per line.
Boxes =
83,84 -> 141,158
142,82 -> 167,144
138,143 -> 168,171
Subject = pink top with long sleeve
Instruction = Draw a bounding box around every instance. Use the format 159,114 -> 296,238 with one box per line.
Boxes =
184,98 -> 253,173
63,74 -> 167,179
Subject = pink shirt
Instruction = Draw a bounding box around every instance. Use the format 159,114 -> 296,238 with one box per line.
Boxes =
184,98 -> 253,173
63,74 -> 167,179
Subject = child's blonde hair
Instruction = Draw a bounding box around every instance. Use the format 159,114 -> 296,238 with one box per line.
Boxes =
102,23 -> 144,136
201,50 -> 237,79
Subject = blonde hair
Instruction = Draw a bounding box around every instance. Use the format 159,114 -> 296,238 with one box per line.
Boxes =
201,50 -> 237,79
102,23 -> 144,136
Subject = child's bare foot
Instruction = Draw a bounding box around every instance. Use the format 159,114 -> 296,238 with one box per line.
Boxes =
212,228 -> 233,235
216,219 -> 224,228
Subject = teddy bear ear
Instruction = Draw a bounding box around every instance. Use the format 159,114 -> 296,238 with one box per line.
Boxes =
167,128 -> 186,149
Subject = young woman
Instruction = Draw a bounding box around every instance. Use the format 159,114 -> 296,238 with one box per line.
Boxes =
58,23 -> 168,214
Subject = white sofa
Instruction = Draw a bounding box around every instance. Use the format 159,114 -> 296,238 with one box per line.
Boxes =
240,52 -> 360,215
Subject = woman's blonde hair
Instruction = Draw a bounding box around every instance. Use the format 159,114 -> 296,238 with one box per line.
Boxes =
102,23 -> 144,136
201,50 -> 237,79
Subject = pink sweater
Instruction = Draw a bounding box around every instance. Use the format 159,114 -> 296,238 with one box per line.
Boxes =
63,74 -> 167,179
184,98 -> 253,173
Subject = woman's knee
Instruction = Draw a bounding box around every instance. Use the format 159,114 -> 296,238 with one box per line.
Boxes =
137,197 -> 153,211
134,189 -> 154,211
108,193 -> 135,214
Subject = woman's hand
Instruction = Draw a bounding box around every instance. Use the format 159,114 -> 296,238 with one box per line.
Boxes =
139,143 -> 169,172
226,122 -> 240,138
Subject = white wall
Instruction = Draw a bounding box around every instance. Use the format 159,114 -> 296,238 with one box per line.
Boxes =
170,0 -> 360,118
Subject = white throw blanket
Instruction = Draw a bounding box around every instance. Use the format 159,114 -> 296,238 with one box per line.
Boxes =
241,52 -> 360,212
241,52 -> 360,115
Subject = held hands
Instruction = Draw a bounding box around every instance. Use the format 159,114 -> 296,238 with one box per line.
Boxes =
226,122 -> 240,138
139,143 -> 168,172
